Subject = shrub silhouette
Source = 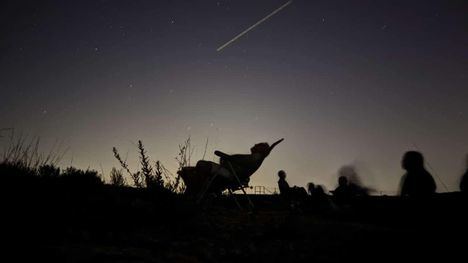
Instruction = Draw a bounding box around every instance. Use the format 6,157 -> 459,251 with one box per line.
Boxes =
112,139 -> 189,194
0,161 -> 103,189
109,167 -> 126,186
138,140 -> 164,190
38,164 -> 60,178
61,167 -> 103,187
113,146 -> 144,188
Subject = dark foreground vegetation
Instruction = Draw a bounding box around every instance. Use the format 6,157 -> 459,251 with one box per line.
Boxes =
2,159 -> 467,262
1,137 -> 467,262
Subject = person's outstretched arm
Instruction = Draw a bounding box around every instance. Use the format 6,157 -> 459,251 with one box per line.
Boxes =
214,150 -> 231,159
269,138 -> 284,152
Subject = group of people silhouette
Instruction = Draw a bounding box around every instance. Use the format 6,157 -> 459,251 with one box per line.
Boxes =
277,151 -> 468,206
182,138 -> 467,206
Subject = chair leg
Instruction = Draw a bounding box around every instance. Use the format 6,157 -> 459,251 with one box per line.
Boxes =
228,188 -> 243,211
226,161 -> 255,211
196,172 -> 218,204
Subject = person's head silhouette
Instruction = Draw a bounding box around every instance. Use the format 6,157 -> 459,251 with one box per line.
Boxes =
278,170 -> 286,180
251,143 -> 270,155
402,151 -> 425,172
250,139 -> 283,157
338,175 -> 348,187
400,151 -> 436,197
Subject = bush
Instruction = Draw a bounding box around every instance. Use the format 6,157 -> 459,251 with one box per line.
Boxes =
61,167 -> 103,187
110,167 -> 126,187
38,164 -> 60,178
112,139 -> 187,193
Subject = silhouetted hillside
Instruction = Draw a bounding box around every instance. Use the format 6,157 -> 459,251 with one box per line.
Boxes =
2,160 -> 467,262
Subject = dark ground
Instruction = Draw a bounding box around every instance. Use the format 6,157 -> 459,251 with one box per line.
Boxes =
2,179 -> 467,262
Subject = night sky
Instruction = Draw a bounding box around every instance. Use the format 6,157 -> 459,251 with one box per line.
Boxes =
1,0 -> 467,194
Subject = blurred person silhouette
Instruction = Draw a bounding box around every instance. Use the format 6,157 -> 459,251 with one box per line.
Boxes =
333,175 -> 351,204
399,151 -> 436,198
332,165 -> 369,205
460,154 -> 468,193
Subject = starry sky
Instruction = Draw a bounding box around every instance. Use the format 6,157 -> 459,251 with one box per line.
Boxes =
1,0 -> 467,194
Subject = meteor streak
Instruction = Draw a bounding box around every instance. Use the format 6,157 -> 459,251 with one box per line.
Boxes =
216,0 -> 293,52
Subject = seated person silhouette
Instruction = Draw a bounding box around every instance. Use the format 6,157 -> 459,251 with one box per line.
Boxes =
460,154 -> 468,193
181,139 -> 284,196
306,183 -> 332,211
332,166 -> 368,205
277,170 -> 307,198
278,170 -> 291,196
214,139 -> 284,187
314,185 -> 326,198
399,151 -> 436,198
333,176 -> 353,205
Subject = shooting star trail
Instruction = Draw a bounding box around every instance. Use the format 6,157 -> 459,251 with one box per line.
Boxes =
217,0 -> 293,52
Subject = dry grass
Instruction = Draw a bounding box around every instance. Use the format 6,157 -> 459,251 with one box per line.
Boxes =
1,131 -> 67,170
